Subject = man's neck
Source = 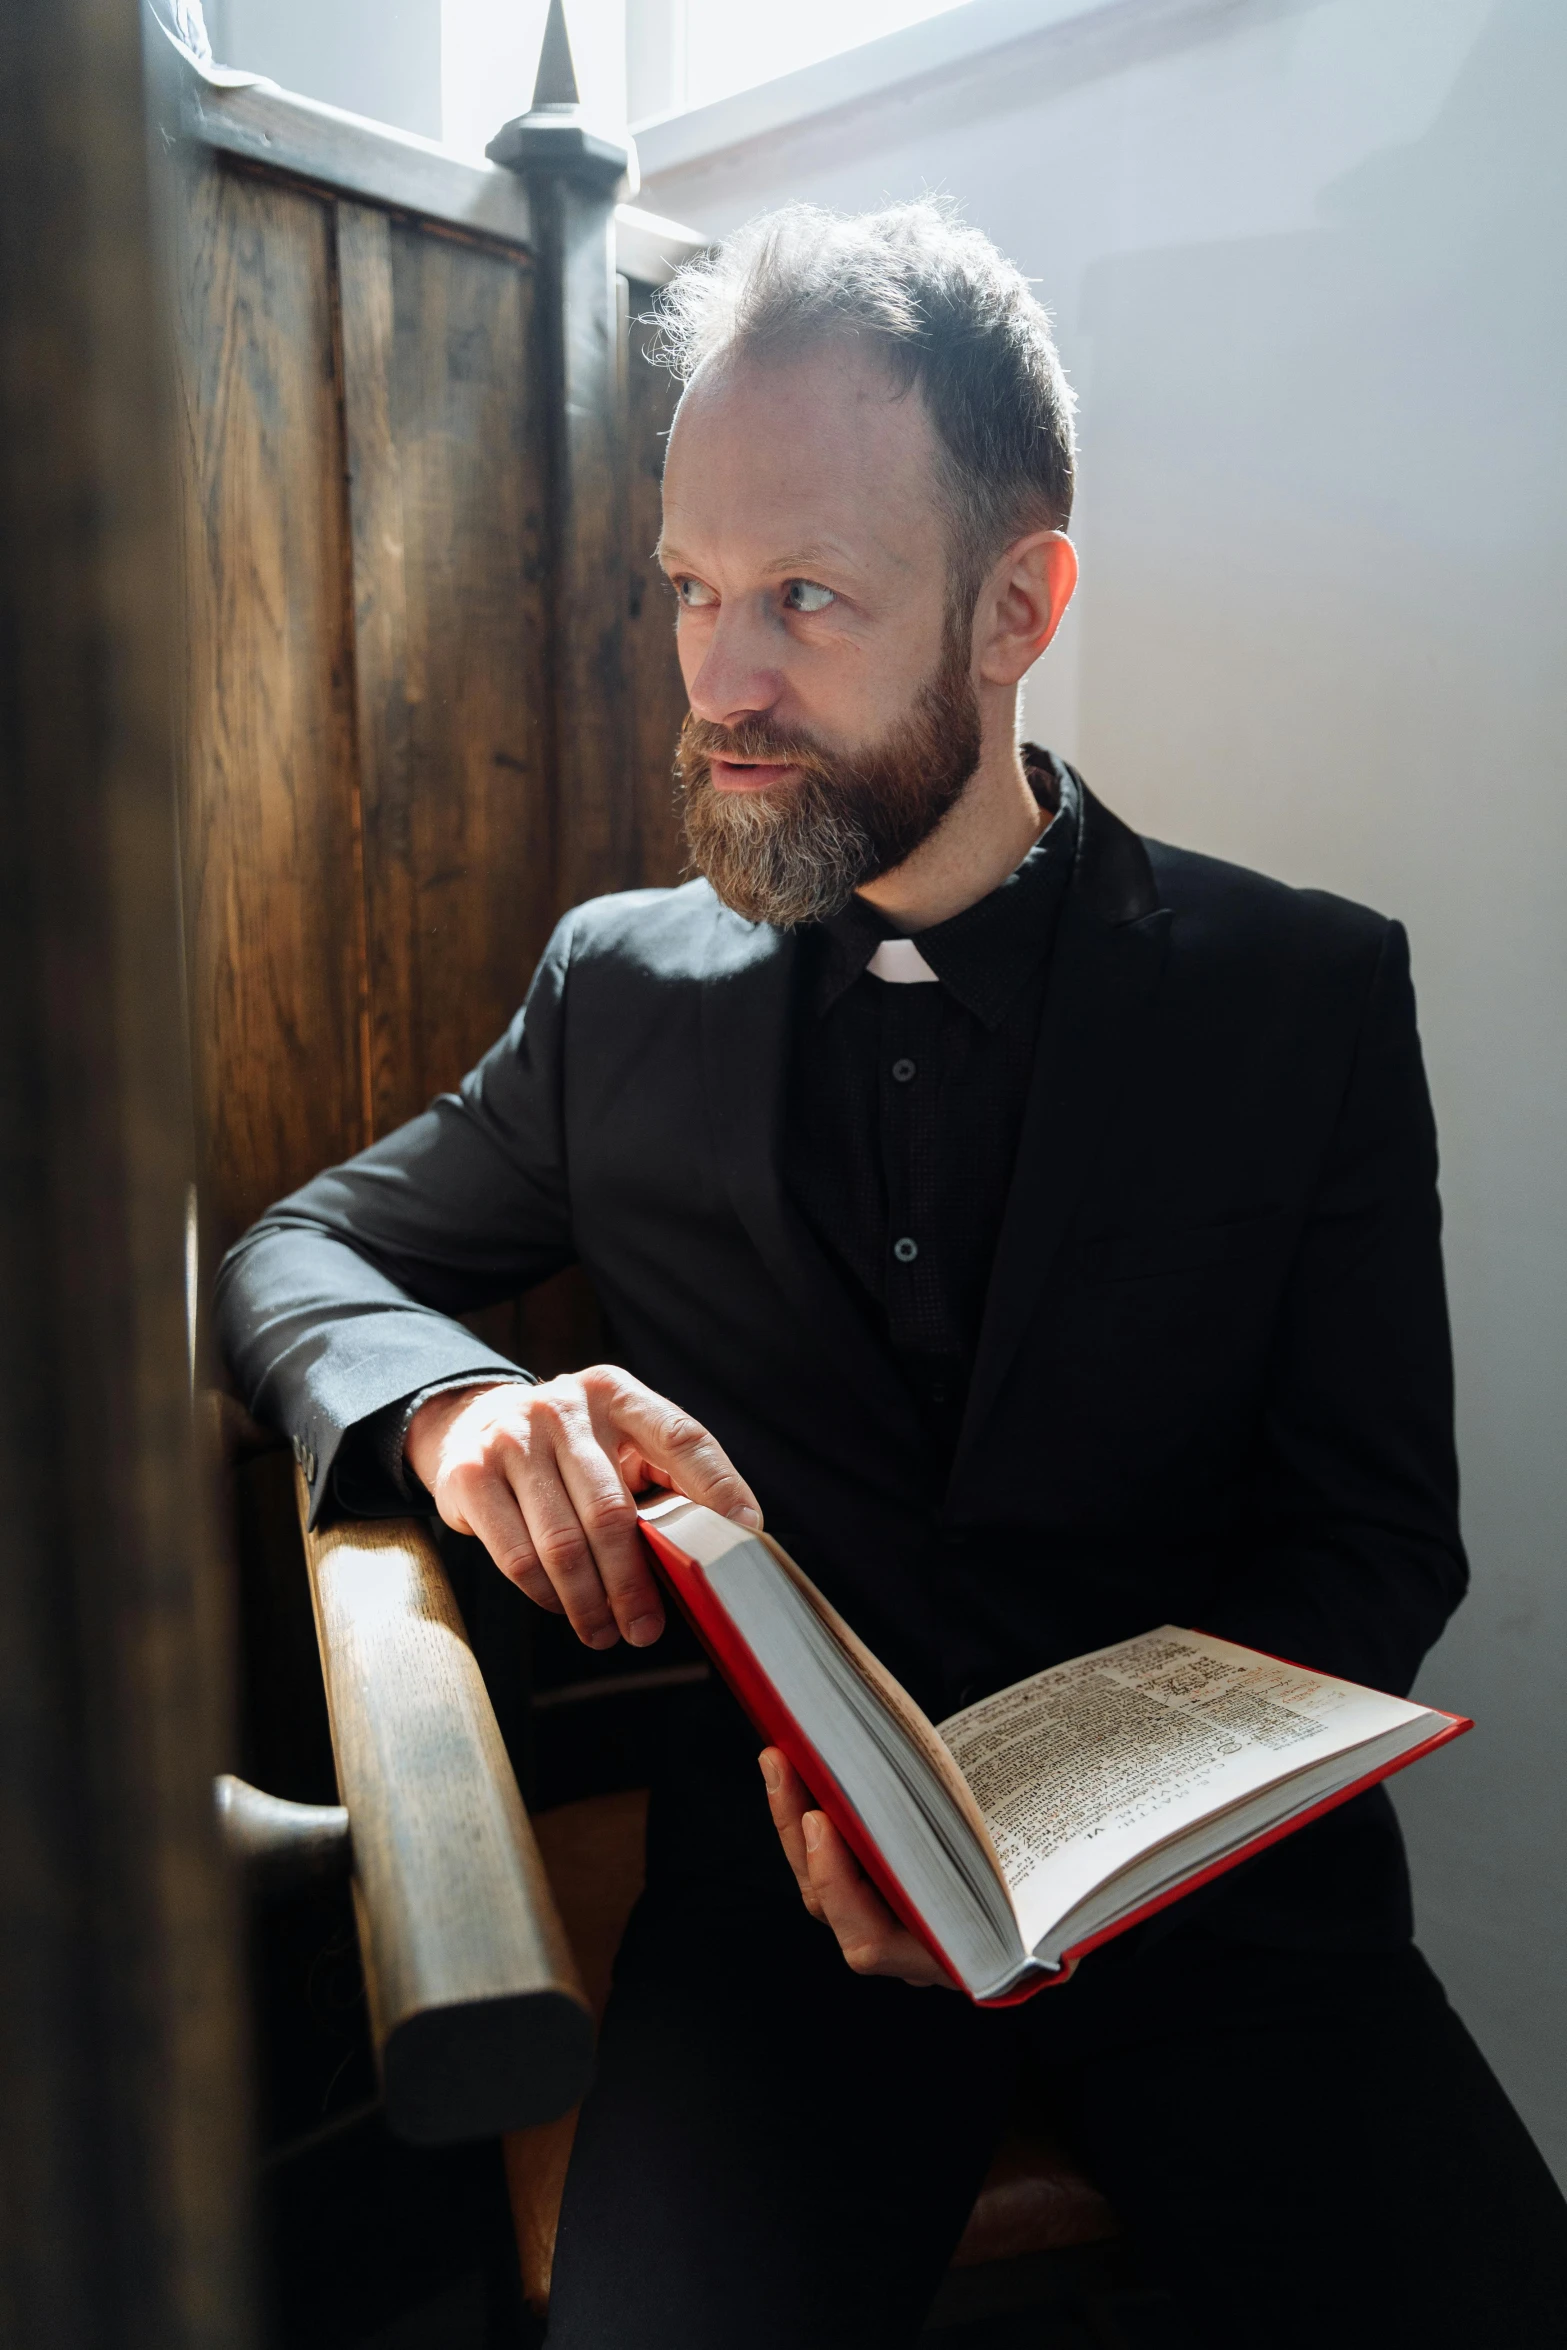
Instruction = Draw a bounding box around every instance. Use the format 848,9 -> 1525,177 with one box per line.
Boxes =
856,734 -> 1047,933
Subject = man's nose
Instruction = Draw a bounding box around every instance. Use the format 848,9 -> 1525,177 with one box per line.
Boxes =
684,606 -> 787,729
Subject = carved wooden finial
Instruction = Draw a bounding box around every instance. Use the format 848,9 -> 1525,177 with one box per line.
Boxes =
486,0 -> 633,188
531,0 -> 580,110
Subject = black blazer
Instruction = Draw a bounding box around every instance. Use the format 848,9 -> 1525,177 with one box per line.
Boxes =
218,782 -> 1466,1945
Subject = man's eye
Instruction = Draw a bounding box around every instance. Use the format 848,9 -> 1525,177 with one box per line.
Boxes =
783,579 -> 835,613
677,577 -> 718,608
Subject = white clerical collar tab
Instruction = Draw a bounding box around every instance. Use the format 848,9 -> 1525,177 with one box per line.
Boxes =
866,937 -> 940,984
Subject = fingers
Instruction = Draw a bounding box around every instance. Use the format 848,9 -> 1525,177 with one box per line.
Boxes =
513,1388 -> 664,1649
759,1747 -> 824,1916
614,1439 -> 670,1495
418,1369 -> 750,1652
801,1810 -> 953,1989
586,1367 -> 762,1530
454,1475 -> 564,1617
758,1750 -> 952,1989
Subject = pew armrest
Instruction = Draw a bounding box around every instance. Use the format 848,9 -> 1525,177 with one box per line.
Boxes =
293,1471 -> 593,2144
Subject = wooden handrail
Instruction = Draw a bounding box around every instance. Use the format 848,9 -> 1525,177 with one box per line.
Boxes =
294,1474 -> 593,2144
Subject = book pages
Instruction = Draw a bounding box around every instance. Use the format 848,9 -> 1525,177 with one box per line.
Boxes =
756,1532 -> 1012,1904
937,1628 -> 1431,1955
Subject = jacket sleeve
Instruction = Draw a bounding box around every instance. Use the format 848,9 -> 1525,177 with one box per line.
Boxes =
213,914 -> 579,1525
1201,918 -> 1469,1695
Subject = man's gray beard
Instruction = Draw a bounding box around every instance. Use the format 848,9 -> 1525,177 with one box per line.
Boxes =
681,767 -> 891,928
675,653 -> 983,928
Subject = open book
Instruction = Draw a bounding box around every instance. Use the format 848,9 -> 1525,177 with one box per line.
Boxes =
637,1494 -> 1470,2004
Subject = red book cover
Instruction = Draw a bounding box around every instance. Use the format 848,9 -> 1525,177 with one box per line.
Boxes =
639,1513 -> 973,1990
638,1511 -> 1472,2005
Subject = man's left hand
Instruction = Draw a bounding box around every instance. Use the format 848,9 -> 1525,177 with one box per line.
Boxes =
758,1747 -> 954,1989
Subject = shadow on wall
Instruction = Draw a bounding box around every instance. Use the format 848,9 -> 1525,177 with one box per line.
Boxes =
1075,0 -> 1567,2177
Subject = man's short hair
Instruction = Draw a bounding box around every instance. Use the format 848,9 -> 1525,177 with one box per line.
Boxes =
653,199 -> 1076,612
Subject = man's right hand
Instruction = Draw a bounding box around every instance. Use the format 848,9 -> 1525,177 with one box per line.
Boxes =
403,1367 -> 761,1652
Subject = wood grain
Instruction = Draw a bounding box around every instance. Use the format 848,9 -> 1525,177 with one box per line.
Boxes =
182,69 -> 537,255
502,1790 -> 650,2310
213,1774 -> 351,1903
0,8 -> 255,2332
172,160 -> 367,1251
175,167 -> 689,1249
337,204 -> 555,1133
531,177 -> 635,912
174,39 -> 702,286
624,281 -> 690,889
296,1476 -> 593,2143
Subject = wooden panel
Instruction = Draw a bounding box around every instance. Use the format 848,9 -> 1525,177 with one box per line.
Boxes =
171,36 -> 703,286
173,160 -> 367,1251
0,3 -> 255,2331
533,178 -> 636,912
624,282 -> 689,890
183,70 -> 536,254
337,204 -> 553,1133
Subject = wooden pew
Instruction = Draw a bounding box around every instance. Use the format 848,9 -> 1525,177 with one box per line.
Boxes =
159,20 -> 697,1273
156,2 -> 1131,2325
0,3 -> 257,2334
152,0 -> 697,2167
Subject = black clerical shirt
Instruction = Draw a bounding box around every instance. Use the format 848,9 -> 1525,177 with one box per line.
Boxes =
785,753 -> 1077,1476
343,751 -> 1077,1511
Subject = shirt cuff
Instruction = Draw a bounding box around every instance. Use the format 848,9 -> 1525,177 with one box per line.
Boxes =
332,1370 -> 538,1516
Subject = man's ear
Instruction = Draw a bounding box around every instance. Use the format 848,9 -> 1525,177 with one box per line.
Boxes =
975,530 -> 1078,686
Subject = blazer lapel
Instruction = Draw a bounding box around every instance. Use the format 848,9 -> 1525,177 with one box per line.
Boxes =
699,915 -> 916,1449
953,783 -> 1171,1484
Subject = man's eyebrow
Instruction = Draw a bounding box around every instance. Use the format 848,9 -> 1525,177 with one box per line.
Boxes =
762,544 -> 859,576
654,539 -> 864,577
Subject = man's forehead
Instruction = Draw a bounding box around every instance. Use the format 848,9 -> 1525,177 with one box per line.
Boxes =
670,345 -> 927,462
661,347 -> 942,574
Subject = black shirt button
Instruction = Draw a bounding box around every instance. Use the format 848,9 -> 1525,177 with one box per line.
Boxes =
892,1235 -> 919,1264
891,1057 -> 917,1083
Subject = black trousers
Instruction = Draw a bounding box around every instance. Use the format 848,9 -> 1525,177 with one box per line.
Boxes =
545,1767 -> 1567,2349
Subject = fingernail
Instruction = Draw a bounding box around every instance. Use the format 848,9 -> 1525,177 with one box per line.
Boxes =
729,1504 -> 762,1530
586,1625 -> 619,1651
758,1753 -> 781,1794
627,1611 -> 663,1647
802,1812 -> 822,1853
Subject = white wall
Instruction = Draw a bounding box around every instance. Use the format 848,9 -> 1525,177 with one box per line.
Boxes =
204,0 -> 446,137
203,0 -> 626,157
643,0 -> 1567,2179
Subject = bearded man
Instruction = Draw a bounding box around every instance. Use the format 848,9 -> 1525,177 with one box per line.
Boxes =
218,203 -> 1567,2345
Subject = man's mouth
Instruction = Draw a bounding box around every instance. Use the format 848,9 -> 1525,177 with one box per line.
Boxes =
708,756 -> 801,793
